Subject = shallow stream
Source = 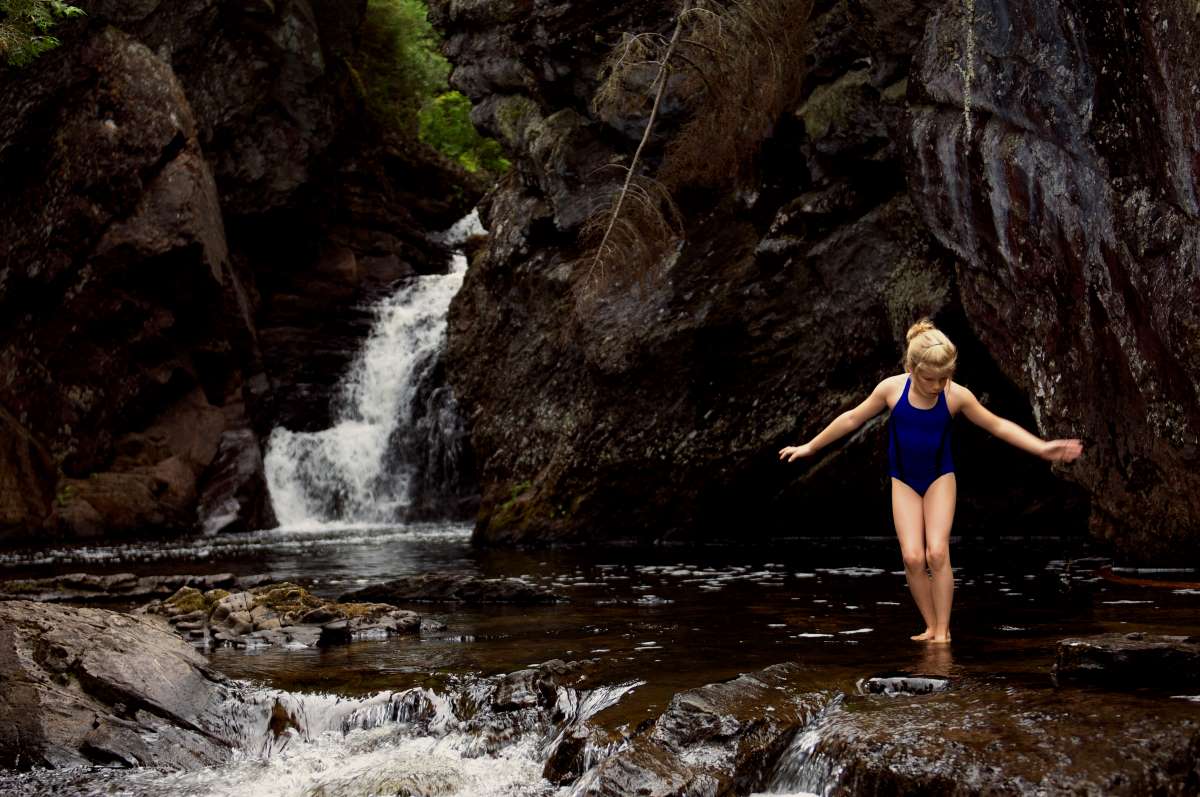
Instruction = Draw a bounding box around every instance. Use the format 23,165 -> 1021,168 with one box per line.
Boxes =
2,526 -> 1198,795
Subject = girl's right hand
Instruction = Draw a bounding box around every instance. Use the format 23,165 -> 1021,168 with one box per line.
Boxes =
778,443 -> 814,462
1040,439 -> 1083,462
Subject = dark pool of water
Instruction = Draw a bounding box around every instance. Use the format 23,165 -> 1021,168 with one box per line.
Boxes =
4,524 -> 1198,728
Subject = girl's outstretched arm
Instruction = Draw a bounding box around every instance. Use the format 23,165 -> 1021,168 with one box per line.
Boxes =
779,378 -> 894,463
953,384 -> 1083,461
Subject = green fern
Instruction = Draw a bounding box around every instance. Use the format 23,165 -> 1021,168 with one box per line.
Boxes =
0,0 -> 84,67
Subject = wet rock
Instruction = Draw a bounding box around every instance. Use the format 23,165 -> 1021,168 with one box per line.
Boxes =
787,680 -> 1200,795
543,719 -> 626,786
861,674 -> 950,696
0,23 -> 259,542
340,574 -> 567,605
0,410 -> 55,543
0,601 -> 236,770
196,428 -> 276,534
492,667 -> 560,712
0,572 -> 261,604
573,663 -> 835,795
1054,633 -> 1200,689
142,581 -> 421,648
906,0 -> 1200,561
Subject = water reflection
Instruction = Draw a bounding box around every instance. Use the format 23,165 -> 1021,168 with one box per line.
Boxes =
915,640 -> 954,677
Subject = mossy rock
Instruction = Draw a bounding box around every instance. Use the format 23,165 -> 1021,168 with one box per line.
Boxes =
250,582 -> 325,615
334,602 -> 388,619
165,586 -> 208,615
797,69 -> 871,142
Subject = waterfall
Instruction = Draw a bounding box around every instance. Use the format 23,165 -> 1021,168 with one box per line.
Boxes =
264,211 -> 484,528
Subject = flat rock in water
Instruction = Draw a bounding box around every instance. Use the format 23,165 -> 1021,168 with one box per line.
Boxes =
142,582 -> 420,648
0,572 -> 268,603
340,574 -> 566,604
1054,632 -> 1200,688
861,674 -> 950,696
572,664 -> 836,795
0,601 -> 236,770
791,681 -> 1200,795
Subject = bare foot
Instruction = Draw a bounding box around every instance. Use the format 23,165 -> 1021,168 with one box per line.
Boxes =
928,634 -> 951,644
911,629 -> 935,641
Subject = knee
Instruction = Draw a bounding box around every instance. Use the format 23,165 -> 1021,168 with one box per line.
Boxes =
902,551 -> 927,572
925,545 -> 949,571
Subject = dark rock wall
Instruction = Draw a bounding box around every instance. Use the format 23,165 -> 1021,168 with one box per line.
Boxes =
435,0 -> 1091,546
906,0 -> 1200,560
0,0 -> 480,541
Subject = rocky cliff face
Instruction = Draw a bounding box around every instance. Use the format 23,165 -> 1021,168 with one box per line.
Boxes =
0,0 -> 479,542
905,0 -> 1200,560
434,0 -> 1093,547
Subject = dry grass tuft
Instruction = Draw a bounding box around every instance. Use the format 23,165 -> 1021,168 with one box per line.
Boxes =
573,0 -> 813,299
574,173 -> 684,305
660,0 -> 814,189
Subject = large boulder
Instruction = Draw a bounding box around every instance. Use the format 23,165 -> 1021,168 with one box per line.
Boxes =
0,25 -> 259,540
905,0 -> 1200,561
0,601 -> 236,769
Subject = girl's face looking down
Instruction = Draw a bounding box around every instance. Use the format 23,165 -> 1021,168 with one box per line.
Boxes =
912,366 -> 952,397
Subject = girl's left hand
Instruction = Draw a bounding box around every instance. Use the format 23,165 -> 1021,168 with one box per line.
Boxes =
779,444 -> 814,462
1040,439 -> 1083,462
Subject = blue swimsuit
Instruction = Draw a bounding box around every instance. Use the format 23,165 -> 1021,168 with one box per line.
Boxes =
887,378 -> 954,496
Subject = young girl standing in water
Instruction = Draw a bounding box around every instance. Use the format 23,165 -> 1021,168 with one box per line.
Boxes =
778,320 -> 1083,643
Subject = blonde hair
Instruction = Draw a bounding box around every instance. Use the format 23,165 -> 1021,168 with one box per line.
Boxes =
904,318 -> 957,374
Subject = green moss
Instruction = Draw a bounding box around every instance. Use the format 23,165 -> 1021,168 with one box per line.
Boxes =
334,602 -> 380,618
797,69 -> 870,141
251,582 -> 324,615
881,77 -> 908,104
165,586 -> 207,614
418,91 -> 510,174
54,483 -> 75,507
493,94 -> 541,148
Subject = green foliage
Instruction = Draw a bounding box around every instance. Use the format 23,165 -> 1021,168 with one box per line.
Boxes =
0,0 -> 84,67
419,91 -> 510,174
354,0 -> 506,176
355,0 -> 448,133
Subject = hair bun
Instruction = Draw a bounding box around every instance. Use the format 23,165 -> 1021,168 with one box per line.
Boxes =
906,318 -> 936,343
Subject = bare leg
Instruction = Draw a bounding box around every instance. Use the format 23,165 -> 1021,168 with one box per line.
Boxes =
891,478 -> 936,640
923,473 -> 957,643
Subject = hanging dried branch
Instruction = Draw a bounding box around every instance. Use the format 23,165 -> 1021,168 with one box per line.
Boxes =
576,4 -> 690,298
574,173 -> 684,303
573,0 -> 813,299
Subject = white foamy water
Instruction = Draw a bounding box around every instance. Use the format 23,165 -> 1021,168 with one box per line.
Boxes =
265,211 -> 484,527
113,676 -> 642,797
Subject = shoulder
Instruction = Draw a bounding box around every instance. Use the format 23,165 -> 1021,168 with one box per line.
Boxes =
875,374 -> 907,406
945,381 -> 978,415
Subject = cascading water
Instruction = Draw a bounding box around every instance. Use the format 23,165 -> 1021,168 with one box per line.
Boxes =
264,212 -> 483,528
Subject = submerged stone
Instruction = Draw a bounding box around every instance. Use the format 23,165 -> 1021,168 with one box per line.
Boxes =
1054,633 -> 1200,689
861,674 -> 950,696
